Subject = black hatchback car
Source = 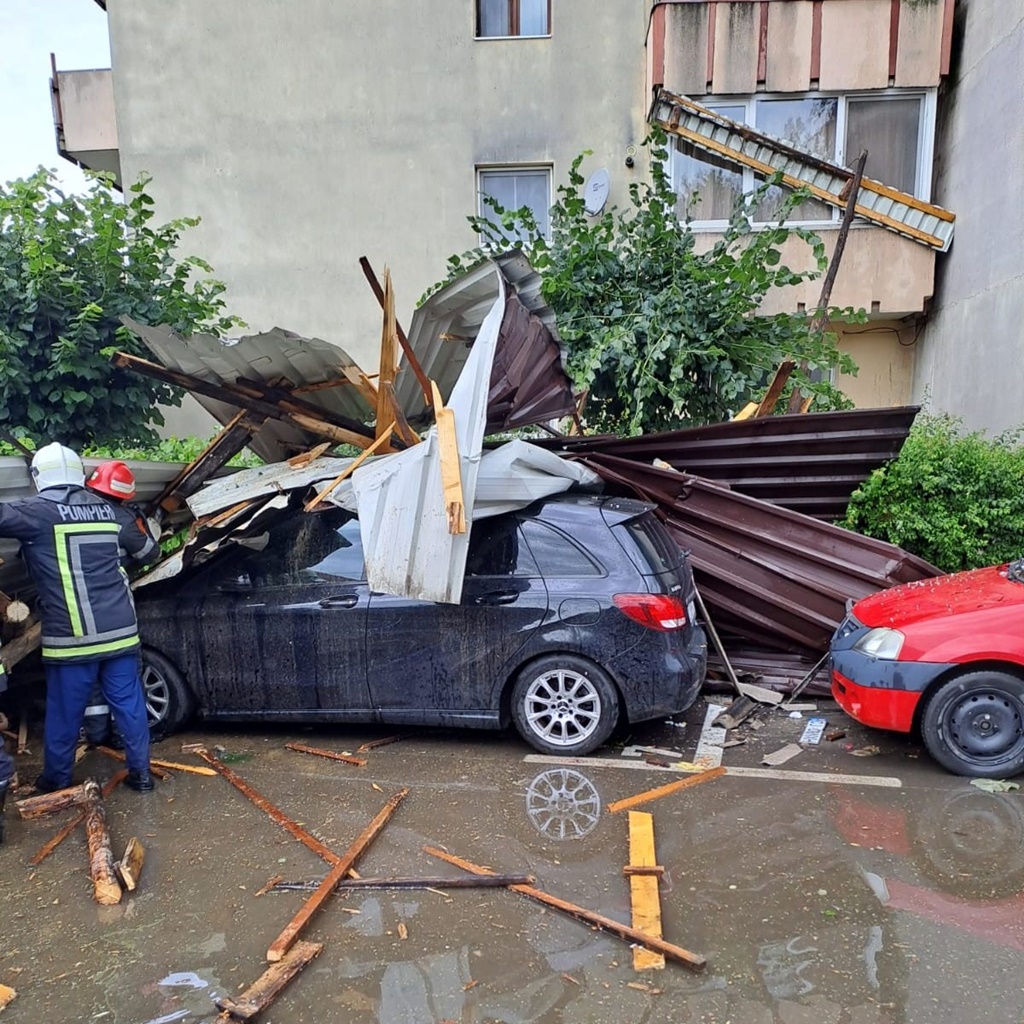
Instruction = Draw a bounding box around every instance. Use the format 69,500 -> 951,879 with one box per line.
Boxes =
135,494 -> 707,755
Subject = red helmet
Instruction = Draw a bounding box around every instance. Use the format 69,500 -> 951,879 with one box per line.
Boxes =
87,460 -> 137,501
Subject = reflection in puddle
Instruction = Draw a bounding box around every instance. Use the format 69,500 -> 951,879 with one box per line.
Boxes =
525,768 -> 601,840
756,936 -> 818,998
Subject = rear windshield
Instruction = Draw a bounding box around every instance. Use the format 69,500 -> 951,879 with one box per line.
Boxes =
617,514 -> 683,576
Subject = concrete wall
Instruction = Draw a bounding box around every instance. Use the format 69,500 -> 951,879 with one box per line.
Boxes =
105,0 -> 649,376
912,3 -> 1024,431
53,68 -> 121,181
835,321 -> 917,408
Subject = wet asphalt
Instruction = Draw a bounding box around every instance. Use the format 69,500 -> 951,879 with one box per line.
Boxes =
1,697 -> 1022,1024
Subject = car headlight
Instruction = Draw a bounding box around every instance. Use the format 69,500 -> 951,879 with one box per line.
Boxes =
852,627 -> 905,659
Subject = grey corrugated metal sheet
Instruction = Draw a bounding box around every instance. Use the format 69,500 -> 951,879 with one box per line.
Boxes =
539,406 -> 919,521
650,90 -> 955,252
575,454 -> 941,653
0,456 -> 190,596
398,252 -> 572,428
122,318 -> 375,463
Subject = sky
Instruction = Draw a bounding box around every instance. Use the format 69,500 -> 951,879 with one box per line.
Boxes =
0,0 -> 111,191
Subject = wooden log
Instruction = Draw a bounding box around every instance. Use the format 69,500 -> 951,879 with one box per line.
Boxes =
200,751 -> 345,867
265,788 -> 408,962
82,779 -> 122,905
270,873 -> 535,892
284,741 -> 367,767
96,747 -> 171,780
606,766 -> 727,815
423,845 -> 706,971
115,836 -> 145,891
627,811 -> 665,971
4,600 -> 30,625
16,783 -> 87,820
4,622 -> 41,671
29,771 -> 127,866
215,941 -> 323,1021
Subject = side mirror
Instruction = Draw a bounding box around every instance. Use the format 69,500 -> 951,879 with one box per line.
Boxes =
217,573 -> 253,594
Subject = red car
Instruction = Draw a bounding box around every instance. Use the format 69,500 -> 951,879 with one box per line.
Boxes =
830,559 -> 1024,778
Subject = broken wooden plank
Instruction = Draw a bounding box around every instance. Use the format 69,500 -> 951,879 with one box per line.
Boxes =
284,741 -> 367,767
0,983 -> 16,1012
754,361 -> 796,418
423,845 -> 706,971
761,743 -> 803,767
628,811 -> 665,971
28,771 -> 127,866
96,747 -> 171,780
82,778 -> 121,905
380,380 -> 421,447
16,783 -> 87,820
376,269 -> 400,442
115,836 -> 145,891
215,941 -> 323,1021
355,735 -> 403,753
731,401 -> 759,421
359,255 -> 433,408
199,751 -> 346,868
303,426 -> 394,513
265,788 -> 409,962
430,380 -> 466,535
180,742 -> 208,754
112,352 -> 380,451
287,441 -> 332,468
607,766 -> 727,814
269,873 -> 535,892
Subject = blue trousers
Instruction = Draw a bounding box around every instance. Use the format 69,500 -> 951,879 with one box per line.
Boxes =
43,653 -> 151,787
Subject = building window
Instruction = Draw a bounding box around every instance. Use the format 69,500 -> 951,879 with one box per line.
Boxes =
478,166 -> 552,241
671,90 -> 935,227
476,0 -> 551,38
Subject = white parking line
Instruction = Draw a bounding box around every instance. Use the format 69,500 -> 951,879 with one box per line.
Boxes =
693,702 -> 728,768
522,755 -> 902,788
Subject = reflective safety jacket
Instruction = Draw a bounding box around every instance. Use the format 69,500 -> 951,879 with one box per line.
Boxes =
0,485 -> 158,663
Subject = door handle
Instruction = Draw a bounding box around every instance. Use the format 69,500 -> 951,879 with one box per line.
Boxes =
474,590 -> 518,606
319,594 -> 359,609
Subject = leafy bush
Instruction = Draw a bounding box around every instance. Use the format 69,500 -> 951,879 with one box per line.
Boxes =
0,434 -> 262,468
844,414 -> 1024,572
430,133 -> 861,434
0,169 -> 242,449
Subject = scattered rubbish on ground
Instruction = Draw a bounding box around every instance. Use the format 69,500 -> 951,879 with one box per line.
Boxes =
851,745 -> 881,758
970,778 -> 1020,793
761,744 -> 803,767
266,874 -> 536,893
214,941 -> 323,1022
115,836 -> 145,892
355,735 -> 404,753
799,718 -> 828,745
0,984 -> 16,1012
826,729 -> 847,743
620,745 -> 686,760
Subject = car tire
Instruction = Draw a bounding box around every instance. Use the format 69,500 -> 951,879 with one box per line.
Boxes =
511,655 -> 619,756
140,648 -> 195,735
920,670 -> 1024,778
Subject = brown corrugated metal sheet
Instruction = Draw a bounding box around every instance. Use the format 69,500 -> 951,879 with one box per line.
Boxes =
575,454 -> 940,654
708,647 -> 832,698
541,406 -> 919,521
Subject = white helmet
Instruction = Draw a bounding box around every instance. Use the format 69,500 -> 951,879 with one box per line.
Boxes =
30,442 -> 86,491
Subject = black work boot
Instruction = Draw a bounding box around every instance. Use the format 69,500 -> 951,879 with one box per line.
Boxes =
0,782 -> 8,844
125,769 -> 154,793
33,774 -> 62,794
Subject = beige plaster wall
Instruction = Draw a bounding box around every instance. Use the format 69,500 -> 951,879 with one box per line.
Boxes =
834,321 -> 917,408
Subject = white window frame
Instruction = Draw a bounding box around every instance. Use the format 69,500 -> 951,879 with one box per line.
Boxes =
672,88 -> 937,231
476,164 -> 553,242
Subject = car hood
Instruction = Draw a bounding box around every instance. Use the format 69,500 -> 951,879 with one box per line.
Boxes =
854,564 -> 1024,629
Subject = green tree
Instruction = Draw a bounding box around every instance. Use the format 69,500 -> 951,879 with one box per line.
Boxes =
0,169 -> 241,448
844,414 -> 1024,572
433,134 -> 860,434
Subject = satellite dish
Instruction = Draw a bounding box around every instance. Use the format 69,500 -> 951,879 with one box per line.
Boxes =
584,168 -> 610,215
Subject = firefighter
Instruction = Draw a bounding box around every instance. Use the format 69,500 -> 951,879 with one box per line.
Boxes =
82,460 -> 159,747
0,443 -> 159,796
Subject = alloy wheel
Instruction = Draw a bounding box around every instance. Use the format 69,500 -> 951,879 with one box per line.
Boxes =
522,669 -> 602,748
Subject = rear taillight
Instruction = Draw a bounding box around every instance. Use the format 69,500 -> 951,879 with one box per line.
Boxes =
613,593 -> 688,631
